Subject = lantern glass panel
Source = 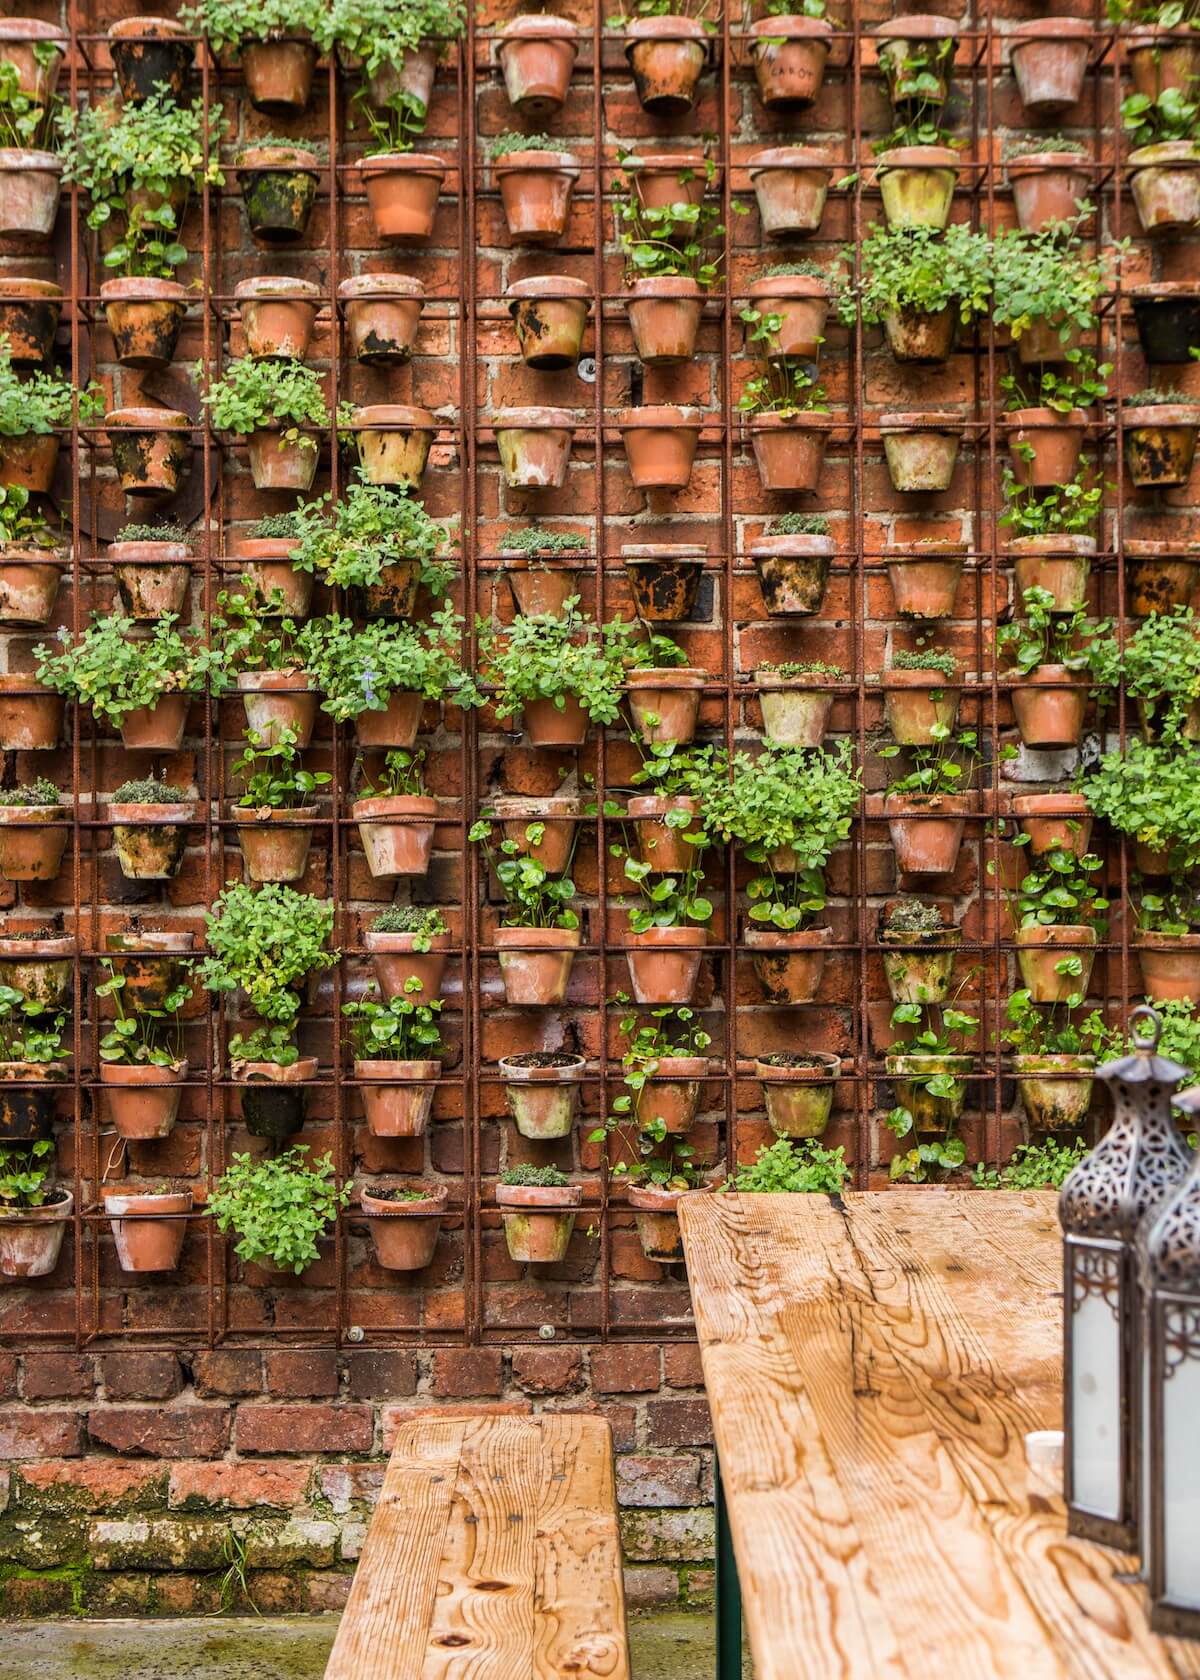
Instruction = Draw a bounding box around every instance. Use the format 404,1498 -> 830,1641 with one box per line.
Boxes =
1071,1288 -> 1123,1519
1164,1309 -> 1200,1610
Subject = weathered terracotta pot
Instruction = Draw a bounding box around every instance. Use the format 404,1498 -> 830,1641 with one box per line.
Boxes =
626,277 -> 703,365
620,407 -> 702,489
886,1054 -> 970,1135
0,19 -> 66,104
0,148 -> 61,238
235,1057 -> 316,1143
876,146 -> 959,229
1007,151 -> 1091,232
628,1182 -> 701,1264
491,795 -> 580,874
494,406 -> 576,489
495,925 -> 581,1005
501,553 -> 585,617
0,432 -> 58,493
1129,143 -> 1200,236
625,16 -> 707,114
353,795 -> 438,879
236,806 -> 318,884
627,668 -> 705,746
1136,934 -> 1200,1003
1011,667 -> 1086,749
103,930 -> 194,1011
1125,539 -> 1200,617
365,929 -> 451,1002
238,146 -> 321,245
748,146 -> 830,239
625,151 -> 708,213
338,273 -> 424,364
1130,282 -> 1200,365
884,303 -> 955,362
497,1182 -> 581,1264
237,670 -> 316,747
621,543 -> 705,621
356,1059 -> 440,1137
245,427 -> 318,493
354,690 -> 424,750
107,408 -> 191,497
508,275 -> 590,370
626,927 -> 706,1005
338,41 -> 438,112
101,1062 -> 187,1141
1017,314 -> 1081,366
744,273 -> 829,361
627,795 -> 703,874
120,695 -> 188,752
874,14 -> 957,110
883,668 -> 960,747
0,1190 -> 71,1279
109,16 -> 192,104
1009,20 -> 1090,113
883,546 -> 964,618
235,276 -> 320,360
110,801 -> 192,880
229,537 -> 311,619
757,1052 -> 840,1138
522,693 -> 589,747
362,1184 -> 447,1271
1014,1055 -> 1094,1132
745,925 -> 830,1003
0,801 -> 68,881
748,412 -> 833,493
242,37 -> 317,114
497,15 -> 579,116
0,934 -> 74,1011
100,278 -> 187,371
879,413 -> 960,492
1128,29 -> 1200,99
1011,792 -> 1092,857
1123,403 -> 1200,488
494,150 -> 578,243
1008,535 -> 1094,612
885,792 -> 973,875
1005,407 -> 1087,489
0,547 -> 63,626
359,564 -> 426,626
352,404 -> 435,489
109,539 -> 190,621
750,533 -> 832,616
0,277 -> 61,364
106,1188 -> 192,1273
757,671 -> 835,746
361,153 -> 446,240
1017,923 -> 1096,1003
0,1059 -> 65,1142
0,675 -> 61,750
880,924 -> 960,1004
500,1052 -> 584,1140
750,16 -> 832,108
635,1057 -> 708,1135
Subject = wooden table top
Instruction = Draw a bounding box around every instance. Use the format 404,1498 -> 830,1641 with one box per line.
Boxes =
678,1189 -> 1200,1680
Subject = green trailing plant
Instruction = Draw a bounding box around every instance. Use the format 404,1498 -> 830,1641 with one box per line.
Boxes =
231,727 -> 331,811
973,1137 -> 1088,1190
1122,84 -> 1200,148
0,987 -> 67,1065
342,987 -> 444,1061
876,27 -> 955,108
1093,606 -> 1200,742
1084,997 -> 1200,1081
469,820 -> 579,931
112,777 -> 189,804
886,996 -> 978,1180
227,1023 -> 300,1067
999,465 -> 1104,541
736,359 -> 828,421
591,995 -> 711,1152
1011,845 -> 1108,931
838,223 -> 992,329
499,1164 -> 571,1187
724,1135 -> 849,1194
999,987 -> 1110,1057
210,1146 -> 350,1275
178,0 -> 310,52
0,335 -> 101,436
477,602 -> 641,728
881,724 -> 986,801
212,590 -> 305,675
616,153 -> 728,290
356,747 -> 427,800
991,220 -> 1116,342
326,0 -> 467,154
0,485 -> 58,551
501,526 -> 588,557
199,882 -> 338,1023
0,1138 -> 58,1209
1086,738 -> 1200,870
1134,882 -> 1200,937
203,358 -> 329,450
35,614 -> 227,729
370,904 -> 448,946
95,961 -> 191,1068
608,0 -> 719,25
0,779 -> 62,808
995,585 -> 1111,679
0,57 -> 57,151
287,477 -> 454,595
872,109 -> 958,155
999,351 -> 1111,415
297,609 -> 480,723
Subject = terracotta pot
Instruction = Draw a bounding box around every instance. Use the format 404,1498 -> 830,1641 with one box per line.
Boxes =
748,146 -> 830,239
1009,20 -> 1090,113
500,1052 -> 584,1140
239,146 -> 321,245
1008,535 -> 1094,613
880,925 -> 960,1004
626,927 -> 706,1005
1011,792 -> 1092,857
356,1059 -> 440,1137
497,15 -> 578,116
634,1057 -> 708,1135
246,427 -> 318,493
879,413 -> 960,492
101,1062 -> 187,1141
621,543 -> 705,621
0,148 -> 61,239
745,926 -> 830,1003
494,407 -> 576,490
1125,540 -> 1200,617
883,668 -> 959,746
0,19 -> 66,104
365,929 -> 451,1002
103,930 -> 194,1011
338,273 -> 423,364
744,273 -> 829,361
626,277 -> 703,366
628,1182 -> 698,1263
748,411 -> 833,493
749,534 -> 832,616
237,670 -> 316,747
234,276 -> 320,361
353,794 -> 438,879
627,795 -> 703,875
1014,1055 -> 1094,1133
230,537 -> 313,619
757,671 -> 835,746
874,15 -> 957,111
0,547 -> 62,627
750,16 -> 832,108
0,277 -> 61,365
236,805 -> 318,884
1137,934 -> 1200,1003
110,802 -> 192,881
99,278 -> 187,371
883,303 -> 956,362
1016,923 -> 1096,1003
625,16 -> 707,114
0,934 -> 74,1011
757,1052 -> 840,1138
883,547 -> 963,618
1128,29 -> 1200,99
0,1190 -> 71,1279
116,695 -> 186,753
109,16 -> 192,104
522,693 -> 589,747
0,675 -> 61,750
508,274 -> 590,370
625,151 -> 709,213
105,1189 -> 191,1273
235,1056 -> 316,1143
627,668 -> 705,746
0,801 -> 67,881
1129,282 -> 1200,365
106,408 -> 190,497
354,690 -> 425,750
875,145 -> 959,230
1123,404 -> 1200,488
885,792 -> 973,876
502,554 -> 585,617
361,152 -> 446,241
1005,407 -> 1086,489
1011,667 -> 1086,749
362,1184 -> 447,1271
490,795 -> 580,874
494,150 -> 578,243
495,925 -> 581,1006
886,1054 -> 971,1135
1129,142 -> 1200,236
0,432 -> 58,493
1007,151 -> 1091,233
353,559 -> 421,622
0,1061 -> 65,1141
497,1182 -> 581,1264
1017,314 -> 1081,366
339,42 -> 438,113
242,37 -> 317,113
109,540 -> 190,621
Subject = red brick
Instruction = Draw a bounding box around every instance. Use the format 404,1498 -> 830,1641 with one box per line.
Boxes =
589,1346 -> 661,1395
21,1353 -> 93,1401
0,1410 -> 84,1459
236,1405 -> 374,1456
101,1353 -> 182,1402
264,1351 -> 339,1398
192,1351 -> 263,1398
430,1350 -> 504,1399
15,1459 -> 164,1511
87,1407 -> 231,1460
511,1347 -> 585,1397
663,1345 -> 706,1389
168,1461 -> 313,1510
645,1397 -> 712,1448
345,1352 -> 418,1399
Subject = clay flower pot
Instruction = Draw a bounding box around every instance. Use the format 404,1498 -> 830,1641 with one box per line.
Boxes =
101,1062 -> 187,1141
242,36 -> 317,113
500,1051 -> 585,1140
0,675 -> 61,750
362,1184 -> 447,1271
627,668 -> 705,746
109,16 -> 192,104
358,555 -> 425,623
361,152 -> 446,241
879,413 -> 961,493
339,40 -> 438,112
626,277 -> 703,366
508,275 -> 590,370
1125,539 -> 1200,617
238,146 -> 321,245
1128,143 -> 1200,236
1014,1055 -> 1094,1132
365,929 -> 451,1002
884,303 -> 955,362
745,925 -> 831,1003
885,792 -> 973,875
0,148 -> 61,239
353,795 -> 438,879
104,930 -> 194,1011
749,532 -> 832,616
880,923 -> 960,1004
1128,28 -> 1200,97
235,1056 -> 317,1143
626,927 -> 706,1005
757,1051 -> 840,1138
245,426 -> 318,493
99,278 -> 187,371
495,925 -> 581,1006
236,805 -> 319,883
494,407 -> 576,489
1123,403 -> 1200,488
1016,923 -> 1096,1003
875,146 -> 959,230
494,150 -> 578,243
886,1054 -> 970,1135
627,795 -> 702,874
1012,792 -> 1092,857
354,690 -> 425,750
109,539 -> 190,621
874,15 -> 957,111
501,551 -> 584,617
237,670 -> 316,747
744,273 -> 829,362
750,16 -> 833,108
350,404 -> 436,490
634,1057 -> 708,1135
1005,407 -> 1087,489
757,669 -> 836,746
1011,667 -> 1086,748
883,668 -> 959,747
0,547 -> 63,626
356,1059 -> 440,1137
748,147 -> 831,239
0,277 -> 61,364
110,799 -> 193,880
0,431 -> 58,494
1137,934 -> 1200,1002
1016,314 -> 1081,367
625,152 -> 709,213
1007,150 -> 1091,232
0,1190 -> 71,1279
338,274 -> 424,364
107,408 -> 191,497
748,411 -> 833,493
497,1182 -> 581,1264
522,694 -> 589,747
491,795 -> 581,874
1129,282 -> 1200,364
628,1182 -> 699,1264
235,276 -> 320,361
1008,535 -> 1094,613
0,19 -> 66,104
1009,20 -> 1090,113
0,933 -> 75,1011
883,546 -> 964,618
497,15 -> 578,116
0,1060 -> 65,1141
0,799 -> 68,881
228,537 -> 311,619
625,16 -> 707,114
105,1189 -> 191,1273
621,543 -> 705,621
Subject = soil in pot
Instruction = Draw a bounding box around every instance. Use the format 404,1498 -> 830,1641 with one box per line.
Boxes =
494,150 -> 578,243
236,1057 -> 317,1143
626,928 -> 706,1005
365,929 -> 451,1002
748,146 -> 831,239
236,807 -> 319,884
353,795 -> 438,878
1009,21 -> 1091,113
490,796 -> 581,874
757,673 -> 835,746
497,1182 -> 581,1264
875,146 -> 958,229
235,276 -> 320,360
880,926 -> 960,1005
0,149 -> 61,239
237,672 -> 317,747
356,1059 -> 440,1137
338,274 -> 424,364
508,275 -> 590,370
757,1051 -> 840,1138
750,535 -> 832,616
111,801 -> 193,880
103,931 -> 194,1011
0,800 -> 68,882
495,926 -> 581,1005
242,37 -> 318,114
622,545 -> 705,621
880,414 -> 960,493
109,540 -> 191,621
1014,1055 -> 1093,1132
625,17 -> 707,114
101,1062 -> 187,1141
100,278 -> 187,370
627,668 -> 705,745
105,1190 -> 191,1272
494,408 -> 576,490
749,412 -> 833,493
619,407 -> 701,490
498,16 -> 579,116
0,1061 -> 66,1142
885,792 -> 973,876
0,549 -> 63,627
0,676 -> 61,750
627,796 -> 702,875
1010,670 -> 1086,749
1137,935 -> 1200,1003
238,146 -> 321,245
883,669 -> 959,746
0,934 -> 75,1011
362,1183 -> 447,1271
500,1051 -> 584,1140
1016,924 -> 1096,1003
626,277 -> 703,366
106,409 -> 191,497
883,549 -> 964,618
109,17 -> 193,104
361,153 -> 446,241
746,926 -> 831,1003
0,1188 -> 71,1279
750,16 -> 833,108
0,277 -> 61,364
1007,151 -> 1091,232
1124,404 -> 1200,488
1011,793 -> 1092,857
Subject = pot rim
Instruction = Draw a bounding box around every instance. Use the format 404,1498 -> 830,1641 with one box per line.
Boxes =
103,1190 -> 193,1216
1134,931 -> 1200,949
744,924 -> 831,947
109,15 -> 189,38
874,14 -> 957,39
99,1060 -> 187,1083
490,794 -> 583,816
1014,922 -> 1097,943
755,666 -> 844,687
1129,281 -> 1200,301
0,801 -> 67,821
494,925 -> 582,948
108,801 -> 194,822
104,931 -> 194,953
351,403 -> 436,427
337,272 -> 424,299
235,145 -> 322,172
747,145 -> 832,174
1011,792 -> 1090,814
0,277 -> 63,300
499,13 -> 580,37
351,794 -> 439,818
621,542 -> 707,559
745,273 -> 829,300
493,405 -> 580,428
1123,404 -> 1200,427
748,409 -> 836,431
625,794 -> 700,815
233,801 -> 319,823
616,406 -> 704,428
749,15 -> 834,38
99,277 -> 188,302
0,1058 -> 69,1080
882,666 -> 957,688
749,533 -> 835,558
625,15 -> 706,41
495,1182 -> 582,1208
105,407 -> 191,429
353,1057 -> 441,1079
360,1183 -> 449,1215
498,1052 -> 587,1082
879,924 -> 960,947
626,925 -> 708,947
1128,141 -> 1200,166
108,540 -> 191,563
627,667 -> 707,688
492,151 -> 580,175
882,547 -> 966,564
1010,17 -> 1093,40
359,151 -> 448,177
1004,406 -> 1087,427
232,1056 -> 319,1084
1007,534 -> 1097,555
879,410 -> 961,431
0,20 -> 67,43
883,790 -> 977,813
507,274 -> 591,303
1005,153 -> 1091,177
234,276 -> 322,300
0,1188 -> 71,1223
0,149 -> 61,171
886,1052 -> 973,1073
755,1051 -> 842,1079
364,929 -> 452,950
235,669 -> 312,691
1124,538 -> 1200,556
627,275 -> 704,298
1012,1053 -> 1095,1071
643,1055 -> 710,1078
0,934 -> 75,956
874,144 -> 959,168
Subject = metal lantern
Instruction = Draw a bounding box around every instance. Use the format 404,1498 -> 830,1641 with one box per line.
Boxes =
1059,1005 -> 1192,1549
1141,1085 -> 1200,1634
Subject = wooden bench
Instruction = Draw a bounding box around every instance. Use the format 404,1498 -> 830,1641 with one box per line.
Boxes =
324,1412 -> 630,1680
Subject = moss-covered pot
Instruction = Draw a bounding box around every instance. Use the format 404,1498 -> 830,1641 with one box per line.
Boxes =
110,800 -> 193,880
0,934 -> 75,1010
880,922 -> 960,1004
0,276 -> 61,364
879,413 -> 960,492
238,145 -> 321,245
885,1052 -> 971,1135
745,925 -> 831,1003
100,277 -> 187,370
0,1060 -> 66,1141
1129,142 -> 1200,236
756,670 -> 836,747
106,408 -> 191,497
1014,1054 -> 1094,1132
103,930 -> 194,1010
497,1182 -> 581,1264
235,1056 -> 317,1143
109,539 -> 190,621
499,1051 -> 585,1140
756,1051 -> 840,1138
875,145 -> 959,229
